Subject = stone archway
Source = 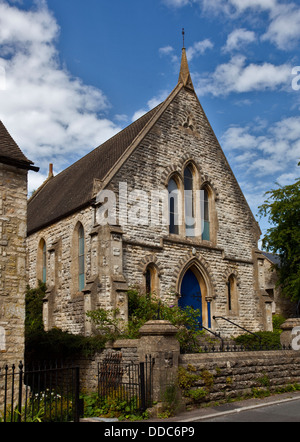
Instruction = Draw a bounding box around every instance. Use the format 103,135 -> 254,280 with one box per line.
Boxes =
177,260 -> 213,329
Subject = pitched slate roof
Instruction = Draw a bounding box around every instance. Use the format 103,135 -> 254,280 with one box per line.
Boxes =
27,47 -> 260,237
0,121 -> 38,171
262,251 -> 282,267
27,104 -> 163,235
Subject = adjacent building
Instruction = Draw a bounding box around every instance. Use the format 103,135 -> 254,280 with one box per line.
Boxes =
0,121 -> 38,365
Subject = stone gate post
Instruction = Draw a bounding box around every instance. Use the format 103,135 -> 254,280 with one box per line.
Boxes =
280,318 -> 300,348
138,320 -> 180,403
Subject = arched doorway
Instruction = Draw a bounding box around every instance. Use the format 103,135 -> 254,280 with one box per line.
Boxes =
179,266 -> 212,329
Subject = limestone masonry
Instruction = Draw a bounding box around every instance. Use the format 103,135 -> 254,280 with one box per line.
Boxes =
0,121 -> 38,366
25,49 -> 277,339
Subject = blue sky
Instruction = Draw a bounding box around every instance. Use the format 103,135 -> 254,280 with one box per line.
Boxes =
0,0 -> 299,241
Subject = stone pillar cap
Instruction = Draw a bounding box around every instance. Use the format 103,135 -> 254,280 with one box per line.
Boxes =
139,320 -> 178,336
281,317 -> 300,331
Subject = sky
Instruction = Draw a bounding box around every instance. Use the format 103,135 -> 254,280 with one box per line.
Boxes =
0,0 -> 299,243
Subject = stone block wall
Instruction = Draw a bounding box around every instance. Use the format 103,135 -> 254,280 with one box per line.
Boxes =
27,207 -> 94,335
27,209 -> 129,335
71,321 -> 300,412
179,351 -> 300,404
0,163 -> 28,366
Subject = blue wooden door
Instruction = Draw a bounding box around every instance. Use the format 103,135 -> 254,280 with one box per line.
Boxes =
179,269 -> 202,327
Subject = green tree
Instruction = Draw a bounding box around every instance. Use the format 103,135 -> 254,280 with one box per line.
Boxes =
258,163 -> 300,302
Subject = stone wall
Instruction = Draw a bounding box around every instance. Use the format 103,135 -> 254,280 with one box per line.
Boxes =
179,351 -> 300,404
27,206 -> 95,335
72,321 -> 300,411
27,209 -> 129,336
75,340 -> 140,392
264,257 -> 296,318
0,163 -> 28,366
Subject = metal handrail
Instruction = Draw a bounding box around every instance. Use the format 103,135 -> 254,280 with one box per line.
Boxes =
213,316 -> 262,341
201,324 -> 224,351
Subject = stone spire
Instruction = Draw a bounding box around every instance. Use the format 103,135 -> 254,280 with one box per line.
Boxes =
178,39 -> 194,90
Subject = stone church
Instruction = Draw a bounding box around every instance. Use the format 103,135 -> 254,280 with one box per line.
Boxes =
26,48 -> 273,339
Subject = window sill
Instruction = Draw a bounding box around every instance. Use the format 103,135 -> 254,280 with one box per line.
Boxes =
163,235 -> 223,252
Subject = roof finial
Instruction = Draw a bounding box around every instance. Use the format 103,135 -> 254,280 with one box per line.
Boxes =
182,28 -> 185,49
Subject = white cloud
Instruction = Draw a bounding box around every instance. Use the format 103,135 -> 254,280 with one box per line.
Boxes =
163,0 -> 300,50
221,126 -> 259,150
223,28 -> 256,52
158,45 -> 179,64
159,46 -> 174,56
179,0 -> 277,15
196,55 -> 291,96
159,39 -> 213,68
132,90 -> 170,122
162,0 -> 192,7
186,39 -> 214,60
222,116 -> 300,178
0,1 -> 121,194
229,0 -> 277,12
262,3 -> 300,50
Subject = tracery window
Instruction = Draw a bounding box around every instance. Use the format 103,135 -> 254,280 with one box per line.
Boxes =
166,164 -> 216,243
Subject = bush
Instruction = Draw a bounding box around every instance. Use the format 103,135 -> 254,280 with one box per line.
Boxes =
25,285 -> 204,360
233,315 -> 286,349
87,289 -> 204,352
80,391 -> 148,421
234,330 -> 281,349
272,314 -> 286,331
25,283 -> 106,363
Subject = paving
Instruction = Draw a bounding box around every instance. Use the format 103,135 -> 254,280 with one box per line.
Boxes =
146,391 -> 300,422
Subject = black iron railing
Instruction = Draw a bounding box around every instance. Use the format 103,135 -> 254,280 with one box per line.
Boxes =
201,324 -> 224,351
98,353 -> 155,413
0,361 -> 82,422
182,342 -> 292,354
213,316 -> 262,341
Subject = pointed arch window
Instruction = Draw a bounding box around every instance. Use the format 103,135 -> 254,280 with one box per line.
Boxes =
42,240 -> 47,283
78,224 -> 85,291
37,238 -> 47,284
145,263 -> 159,296
184,166 -> 195,237
168,178 -> 179,235
201,187 -> 210,241
227,274 -> 238,315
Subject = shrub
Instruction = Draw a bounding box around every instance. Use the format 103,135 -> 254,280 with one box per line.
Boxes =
272,314 -> 286,331
87,289 -> 204,352
234,330 -> 281,349
25,283 -> 106,363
